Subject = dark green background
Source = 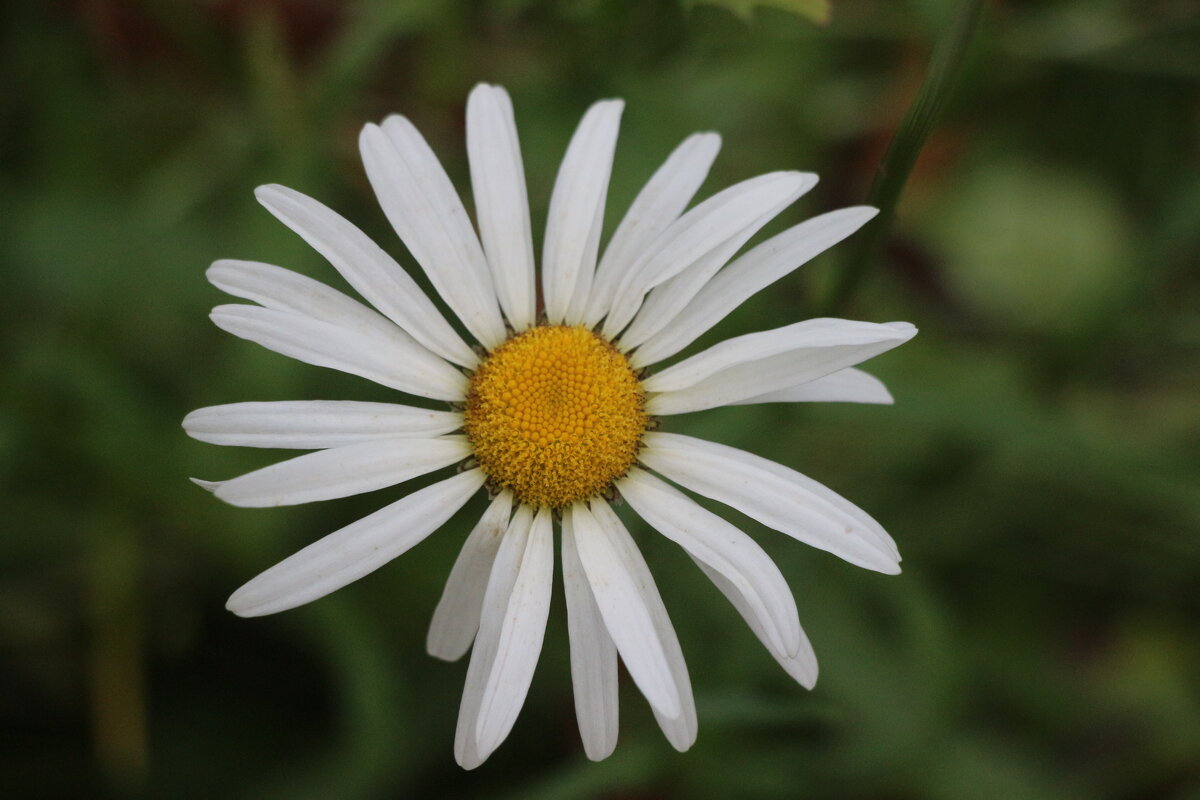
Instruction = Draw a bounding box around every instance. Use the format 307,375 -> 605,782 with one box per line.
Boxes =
3,1 -> 1199,797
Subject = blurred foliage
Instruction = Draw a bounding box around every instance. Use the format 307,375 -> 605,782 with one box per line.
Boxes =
2,0 -> 1199,798
689,0 -> 832,26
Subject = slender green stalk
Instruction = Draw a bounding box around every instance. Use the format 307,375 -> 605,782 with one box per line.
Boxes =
825,0 -> 986,314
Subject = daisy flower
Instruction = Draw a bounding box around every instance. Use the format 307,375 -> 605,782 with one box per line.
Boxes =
184,83 -> 915,768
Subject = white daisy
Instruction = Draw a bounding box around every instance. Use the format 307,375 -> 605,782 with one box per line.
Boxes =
184,83 -> 916,768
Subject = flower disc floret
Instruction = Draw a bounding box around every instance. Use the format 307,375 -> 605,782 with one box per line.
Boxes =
464,325 -> 647,508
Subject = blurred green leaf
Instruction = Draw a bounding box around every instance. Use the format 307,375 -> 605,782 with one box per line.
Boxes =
687,0 -> 831,25
920,157 -> 1134,333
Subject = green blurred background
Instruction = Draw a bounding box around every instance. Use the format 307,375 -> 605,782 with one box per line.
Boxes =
3,0 -> 1199,797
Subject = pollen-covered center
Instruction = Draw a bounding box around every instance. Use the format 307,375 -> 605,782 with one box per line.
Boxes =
464,325 -> 648,509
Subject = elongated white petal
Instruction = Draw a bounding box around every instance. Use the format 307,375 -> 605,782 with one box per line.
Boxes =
639,433 -> 900,573
618,468 -> 801,657
211,304 -> 467,401
467,84 -> 537,332
208,259 -> 399,341
427,491 -> 513,662
603,172 -> 810,340
563,193 -> 607,325
455,506 -> 533,769
254,184 -> 478,368
571,502 -> 681,719
644,320 -> 914,415
691,558 -> 818,688
648,350 -> 900,415
729,368 -> 893,406
561,509 -> 619,761
475,508 -> 554,762
645,318 -> 913,393
584,133 -> 721,328
619,173 -> 816,350
208,261 -> 465,396
588,499 -> 697,751
226,468 -> 485,617
632,206 -> 879,367
359,121 -> 506,348
207,436 -> 470,508
542,100 -> 624,324
183,401 -> 462,449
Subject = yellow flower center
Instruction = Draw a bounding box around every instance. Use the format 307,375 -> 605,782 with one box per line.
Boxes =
464,325 -> 648,508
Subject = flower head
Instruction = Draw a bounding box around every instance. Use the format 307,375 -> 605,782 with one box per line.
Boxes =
185,83 -> 915,767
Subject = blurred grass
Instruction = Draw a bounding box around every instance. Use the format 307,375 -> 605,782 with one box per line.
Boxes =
2,0 -> 1199,798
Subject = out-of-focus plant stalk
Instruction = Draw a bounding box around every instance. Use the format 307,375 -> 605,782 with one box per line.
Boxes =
89,519 -> 147,793
826,0 -> 986,314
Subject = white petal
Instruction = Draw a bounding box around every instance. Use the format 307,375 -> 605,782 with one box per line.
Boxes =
207,259 -> 465,395
454,505 -> 533,770
210,304 -> 468,401
618,468 -> 802,657
583,133 -> 721,329
466,84 -> 536,332
571,502 -> 681,719
647,355 -> 897,416
691,558 -> 818,688
254,184 -> 478,368
183,401 -> 462,449
563,192 -> 607,325
602,172 -> 811,340
729,367 -> 893,406
206,436 -> 470,508
639,433 -> 900,573
618,174 -> 816,351
427,491 -> 513,662
644,319 -> 915,415
464,507 -> 554,765
644,318 -> 912,393
226,468 -> 485,617
588,499 -> 697,751
561,509 -> 619,761
632,206 -> 880,367
359,120 -> 506,348
541,99 -> 624,324
208,259 -> 398,341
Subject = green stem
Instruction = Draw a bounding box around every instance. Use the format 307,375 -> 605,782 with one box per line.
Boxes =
824,0 -> 986,314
